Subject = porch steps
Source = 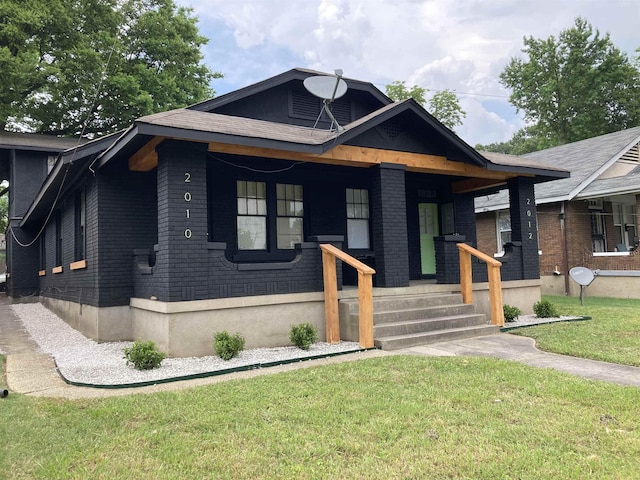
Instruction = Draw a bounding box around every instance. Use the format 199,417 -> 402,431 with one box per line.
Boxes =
339,293 -> 499,350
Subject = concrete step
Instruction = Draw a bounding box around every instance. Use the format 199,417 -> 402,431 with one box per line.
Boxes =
372,303 -> 475,324
341,293 -> 462,314
374,324 -> 500,350
373,314 -> 488,337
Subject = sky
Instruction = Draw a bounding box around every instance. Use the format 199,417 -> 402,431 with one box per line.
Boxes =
175,0 -> 640,147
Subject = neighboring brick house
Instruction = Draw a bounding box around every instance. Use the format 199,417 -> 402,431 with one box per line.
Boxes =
476,127 -> 640,298
2,68 -> 566,356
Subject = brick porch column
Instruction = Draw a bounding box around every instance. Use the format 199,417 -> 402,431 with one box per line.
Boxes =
508,177 -> 540,279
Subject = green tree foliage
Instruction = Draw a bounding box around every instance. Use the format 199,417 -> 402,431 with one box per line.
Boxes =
385,80 -> 466,130
0,0 -> 221,137
498,17 -> 640,150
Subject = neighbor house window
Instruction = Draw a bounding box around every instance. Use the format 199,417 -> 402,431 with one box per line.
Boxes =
496,210 -> 511,252
613,202 -> 637,250
237,181 -> 267,250
589,200 -> 606,252
74,189 -> 86,261
276,183 -> 304,249
346,188 -> 370,249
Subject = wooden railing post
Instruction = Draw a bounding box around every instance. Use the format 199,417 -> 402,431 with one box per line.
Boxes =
358,270 -> 374,348
320,244 -> 376,348
457,243 -> 504,327
321,249 -> 340,344
459,248 -> 473,304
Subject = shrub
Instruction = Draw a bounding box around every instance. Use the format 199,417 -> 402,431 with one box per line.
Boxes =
533,299 -> 560,318
503,304 -> 522,322
290,322 -> 319,350
123,340 -> 166,370
214,331 -> 245,360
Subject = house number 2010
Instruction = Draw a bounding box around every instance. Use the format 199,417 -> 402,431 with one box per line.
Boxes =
184,172 -> 192,239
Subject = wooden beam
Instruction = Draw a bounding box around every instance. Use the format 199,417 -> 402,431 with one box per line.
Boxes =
452,177 -> 509,194
208,142 -> 513,180
128,137 -> 164,171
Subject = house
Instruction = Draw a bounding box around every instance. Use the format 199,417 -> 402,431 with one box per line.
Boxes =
475,127 -> 640,298
2,68 -> 567,356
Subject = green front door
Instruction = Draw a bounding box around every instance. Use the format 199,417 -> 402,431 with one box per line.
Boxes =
419,203 -> 439,276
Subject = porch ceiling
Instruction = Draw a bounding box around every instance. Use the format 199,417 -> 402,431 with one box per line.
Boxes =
128,136 -> 521,192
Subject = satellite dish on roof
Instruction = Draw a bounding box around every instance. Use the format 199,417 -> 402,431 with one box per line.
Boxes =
303,69 -> 347,132
569,266 -> 596,305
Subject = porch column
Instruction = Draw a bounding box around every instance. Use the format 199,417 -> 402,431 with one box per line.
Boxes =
453,193 -> 477,245
155,140 -> 209,301
371,163 -> 409,287
508,177 -> 540,279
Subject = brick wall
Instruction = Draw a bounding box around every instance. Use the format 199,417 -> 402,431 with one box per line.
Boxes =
475,212 -> 497,254
537,203 -> 563,275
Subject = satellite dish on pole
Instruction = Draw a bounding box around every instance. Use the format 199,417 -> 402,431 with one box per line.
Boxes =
569,266 -> 595,305
303,70 -> 347,132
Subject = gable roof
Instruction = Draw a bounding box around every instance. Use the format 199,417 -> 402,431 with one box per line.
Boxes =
188,68 -> 391,113
475,126 -> 640,212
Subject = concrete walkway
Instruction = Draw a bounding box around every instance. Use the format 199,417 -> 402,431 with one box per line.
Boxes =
2,300 -> 639,399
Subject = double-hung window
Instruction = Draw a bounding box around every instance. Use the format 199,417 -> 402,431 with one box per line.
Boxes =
496,210 -> 511,253
74,189 -> 86,261
346,188 -> 370,249
237,180 -> 267,250
237,181 -> 304,252
276,183 -> 304,249
613,202 -> 637,250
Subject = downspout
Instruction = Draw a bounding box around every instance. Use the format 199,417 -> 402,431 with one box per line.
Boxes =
560,201 -> 570,295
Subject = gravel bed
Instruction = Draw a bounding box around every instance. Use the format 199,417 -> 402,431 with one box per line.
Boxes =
10,303 -> 362,386
502,314 -> 586,329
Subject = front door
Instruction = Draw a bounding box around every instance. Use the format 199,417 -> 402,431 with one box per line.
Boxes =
419,203 -> 439,276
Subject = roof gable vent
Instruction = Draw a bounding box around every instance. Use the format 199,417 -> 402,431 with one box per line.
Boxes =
621,142 -> 640,162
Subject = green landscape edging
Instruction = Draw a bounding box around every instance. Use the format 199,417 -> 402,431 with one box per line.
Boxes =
55,347 -> 377,390
500,316 -> 592,332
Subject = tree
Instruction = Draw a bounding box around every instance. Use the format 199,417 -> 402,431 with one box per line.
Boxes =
385,80 -> 466,130
500,17 -> 640,149
0,0 -> 221,137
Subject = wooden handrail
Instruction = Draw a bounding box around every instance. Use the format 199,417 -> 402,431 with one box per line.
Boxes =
319,244 -> 376,348
456,243 -> 504,326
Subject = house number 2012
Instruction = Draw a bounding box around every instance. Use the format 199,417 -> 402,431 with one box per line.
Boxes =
184,172 -> 192,239
525,197 -> 533,241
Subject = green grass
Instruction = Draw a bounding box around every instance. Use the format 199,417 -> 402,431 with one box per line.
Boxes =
2,355 -> 639,479
510,295 -> 640,366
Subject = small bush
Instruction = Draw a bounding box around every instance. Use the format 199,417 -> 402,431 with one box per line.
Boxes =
290,322 -> 319,350
533,299 -> 560,318
214,331 -> 245,360
503,304 -> 522,322
123,340 -> 166,370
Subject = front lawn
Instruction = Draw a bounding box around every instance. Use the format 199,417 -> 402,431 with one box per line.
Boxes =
510,295 -> 640,366
2,355 -> 639,479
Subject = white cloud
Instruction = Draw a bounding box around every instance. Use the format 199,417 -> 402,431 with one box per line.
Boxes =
178,0 -> 640,145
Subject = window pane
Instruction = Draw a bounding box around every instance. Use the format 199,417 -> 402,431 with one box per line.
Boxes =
257,182 -> 266,198
237,198 -> 247,215
361,203 -> 369,219
237,217 -> 266,250
286,183 -> 294,199
248,198 -> 257,215
277,217 -> 303,249
295,184 -> 303,200
247,181 -> 256,198
237,180 -> 246,197
347,204 -> 356,218
346,188 -> 354,203
347,219 -> 370,249
361,189 -> 368,203
277,199 -> 286,216
353,189 -> 361,203
277,183 -> 285,199
257,198 -> 266,215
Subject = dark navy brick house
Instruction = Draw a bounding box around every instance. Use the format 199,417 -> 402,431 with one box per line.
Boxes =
3,69 -> 567,356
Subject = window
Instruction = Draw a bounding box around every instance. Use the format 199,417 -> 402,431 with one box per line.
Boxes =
346,188 -> 370,249
496,210 -> 511,252
237,181 -> 267,250
276,183 -> 303,249
590,206 -> 606,253
55,211 -> 62,266
74,189 -> 86,261
613,202 -> 637,250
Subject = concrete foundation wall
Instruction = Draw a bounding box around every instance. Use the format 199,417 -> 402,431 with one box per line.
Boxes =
130,292 -> 327,357
470,279 -> 541,318
542,274 -> 640,299
40,296 -> 132,342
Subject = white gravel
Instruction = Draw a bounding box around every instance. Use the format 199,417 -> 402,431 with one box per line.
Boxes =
503,314 -> 585,328
9,303 -> 362,386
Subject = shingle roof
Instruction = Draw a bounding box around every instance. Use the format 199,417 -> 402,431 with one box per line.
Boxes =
0,131 -> 82,152
475,127 -> 640,212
